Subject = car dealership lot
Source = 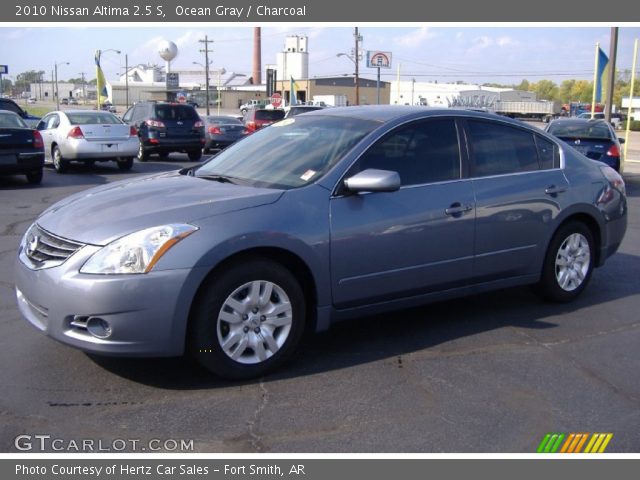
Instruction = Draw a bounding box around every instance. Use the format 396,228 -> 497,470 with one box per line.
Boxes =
1,154 -> 639,453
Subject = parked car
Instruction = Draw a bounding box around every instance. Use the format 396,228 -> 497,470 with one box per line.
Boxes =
284,105 -> 325,118
0,110 -> 44,184
239,99 -> 269,114
576,112 -> 625,130
15,107 -> 627,379
28,97 -> 37,104
546,118 -> 624,171
69,98 -> 79,105
243,108 -> 285,133
100,101 -> 117,114
203,115 -> 248,152
60,98 -> 69,106
0,97 -> 41,128
36,110 -> 139,172
122,101 -> 205,161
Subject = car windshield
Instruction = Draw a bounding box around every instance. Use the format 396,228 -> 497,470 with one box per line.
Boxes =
548,122 -> 612,140
0,112 -> 27,128
155,105 -> 198,121
196,115 -> 379,189
254,110 -> 285,121
66,112 -> 122,125
206,116 -> 243,125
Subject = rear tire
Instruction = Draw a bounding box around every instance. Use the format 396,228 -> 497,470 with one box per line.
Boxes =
534,221 -> 595,303
189,258 -> 306,379
117,157 -> 134,171
52,146 -> 68,173
25,169 -> 43,185
136,141 -> 149,162
188,149 -> 203,161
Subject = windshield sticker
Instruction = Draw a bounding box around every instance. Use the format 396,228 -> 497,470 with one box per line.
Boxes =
300,169 -> 317,181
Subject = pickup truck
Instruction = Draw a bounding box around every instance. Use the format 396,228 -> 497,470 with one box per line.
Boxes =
240,99 -> 269,114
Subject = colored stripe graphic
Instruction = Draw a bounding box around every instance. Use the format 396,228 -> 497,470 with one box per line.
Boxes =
538,433 -> 613,453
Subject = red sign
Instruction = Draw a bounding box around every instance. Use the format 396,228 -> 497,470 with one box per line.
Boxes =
271,92 -> 282,108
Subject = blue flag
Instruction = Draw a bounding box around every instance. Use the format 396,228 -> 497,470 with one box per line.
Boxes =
595,47 -> 609,103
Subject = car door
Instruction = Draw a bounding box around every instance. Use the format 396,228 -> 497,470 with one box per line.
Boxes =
329,117 -> 476,308
464,119 -> 568,283
37,114 -> 60,161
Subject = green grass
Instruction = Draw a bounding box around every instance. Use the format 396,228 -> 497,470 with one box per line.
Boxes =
23,106 -> 54,117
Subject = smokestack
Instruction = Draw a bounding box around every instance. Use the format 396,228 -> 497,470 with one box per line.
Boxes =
253,27 -> 262,85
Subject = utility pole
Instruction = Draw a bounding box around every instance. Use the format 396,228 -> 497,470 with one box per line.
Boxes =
605,27 -> 618,123
78,72 -> 87,104
199,35 -> 214,115
354,27 -> 360,106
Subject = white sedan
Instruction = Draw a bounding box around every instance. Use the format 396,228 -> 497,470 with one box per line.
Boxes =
36,110 -> 139,172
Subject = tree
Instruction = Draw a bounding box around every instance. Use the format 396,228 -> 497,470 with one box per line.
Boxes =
65,77 -> 85,85
530,79 -> 559,101
516,79 -> 531,92
569,80 -> 592,103
14,70 -> 46,94
1,78 -> 12,94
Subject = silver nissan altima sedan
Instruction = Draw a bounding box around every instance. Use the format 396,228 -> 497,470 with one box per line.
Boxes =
36,110 -> 139,172
15,107 -> 627,379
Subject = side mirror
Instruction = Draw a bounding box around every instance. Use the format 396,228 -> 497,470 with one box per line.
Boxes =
618,138 -> 625,144
344,169 -> 401,193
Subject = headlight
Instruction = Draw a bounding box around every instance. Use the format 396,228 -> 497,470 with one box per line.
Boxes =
80,224 -> 198,274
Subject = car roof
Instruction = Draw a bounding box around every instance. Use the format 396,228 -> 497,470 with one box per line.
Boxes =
302,105 -> 526,126
548,118 -> 610,126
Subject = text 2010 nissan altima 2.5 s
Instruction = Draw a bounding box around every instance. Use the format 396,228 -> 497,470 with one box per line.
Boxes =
15,107 -> 627,379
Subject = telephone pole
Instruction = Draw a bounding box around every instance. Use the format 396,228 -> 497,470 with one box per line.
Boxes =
199,35 -> 214,115
354,27 -> 360,106
78,72 -> 87,104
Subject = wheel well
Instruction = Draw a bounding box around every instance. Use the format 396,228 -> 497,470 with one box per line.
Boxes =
555,213 -> 602,266
186,248 -> 319,344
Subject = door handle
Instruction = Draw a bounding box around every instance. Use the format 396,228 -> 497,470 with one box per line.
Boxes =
545,185 -> 567,195
445,202 -> 473,217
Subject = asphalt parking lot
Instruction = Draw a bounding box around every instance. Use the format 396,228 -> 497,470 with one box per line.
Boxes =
0,153 -> 639,453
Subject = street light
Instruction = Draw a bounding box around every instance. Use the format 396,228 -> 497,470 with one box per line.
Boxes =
193,60 -> 212,115
96,49 -> 120,109
54,61 -> 70,110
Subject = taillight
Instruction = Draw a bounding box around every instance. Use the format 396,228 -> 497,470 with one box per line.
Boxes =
600,165 -> 625,195
67,126 -> 84,139
208,126 -> 221,134
145,119 -> 165,128
194,120 -> 204,128
606,144 -> 620,157
129,125 -> 138,137
32,130 -> 44,149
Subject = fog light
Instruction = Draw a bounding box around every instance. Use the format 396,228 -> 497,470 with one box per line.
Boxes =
86,317 -> 112,339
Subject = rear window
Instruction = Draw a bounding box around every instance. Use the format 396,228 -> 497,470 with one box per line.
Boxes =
155,105 -> 199,121
206,116 -> 243,125
0,112 -> 27,128
66,112 -> 122,125
255,110 -> 285,121
548,122 -> 612,140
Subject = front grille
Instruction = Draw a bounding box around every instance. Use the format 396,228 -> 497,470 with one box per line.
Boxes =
22,224 -> 85,269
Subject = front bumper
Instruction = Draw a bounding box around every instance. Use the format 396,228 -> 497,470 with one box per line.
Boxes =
15,241 -> 208,357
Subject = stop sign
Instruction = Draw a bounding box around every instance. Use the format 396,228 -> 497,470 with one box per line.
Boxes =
271,92 -> 282,108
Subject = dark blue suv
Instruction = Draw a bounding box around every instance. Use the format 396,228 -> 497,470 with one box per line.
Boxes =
122,102 -> 205,161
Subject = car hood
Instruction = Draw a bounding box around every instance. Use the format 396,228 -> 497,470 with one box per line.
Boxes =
37,171 -> 284,245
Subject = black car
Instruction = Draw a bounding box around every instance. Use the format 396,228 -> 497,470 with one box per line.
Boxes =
203,115 -> 248,152
122,102 -> 205,161
0,110 -> 45,184
545,119 -> 624,172
0,98 -> 41,128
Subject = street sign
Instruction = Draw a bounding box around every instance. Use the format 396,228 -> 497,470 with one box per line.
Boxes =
366,51 -> 392,69
0,65 -> 8,74
271,92 -> 282,108
166,72 -> 179,89
176,91 -> 187,103
266,68 -> 277,98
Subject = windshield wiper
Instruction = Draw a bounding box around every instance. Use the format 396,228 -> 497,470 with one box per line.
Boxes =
196,174 -> 240,184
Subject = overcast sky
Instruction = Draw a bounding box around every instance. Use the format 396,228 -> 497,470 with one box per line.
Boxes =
2,26 -> 639,85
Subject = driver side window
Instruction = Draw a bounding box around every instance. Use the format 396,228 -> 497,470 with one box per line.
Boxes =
356,118 -> 461,186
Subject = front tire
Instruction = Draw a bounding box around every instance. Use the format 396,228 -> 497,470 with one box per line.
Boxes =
534,221 -> 595,302
136,141 -> 149,162
189,258 -> 306,379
